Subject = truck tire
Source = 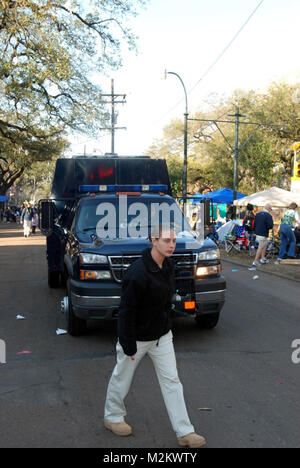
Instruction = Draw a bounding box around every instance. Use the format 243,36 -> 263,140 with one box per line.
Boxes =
195,312 -> 220,329
67,285 -> 87,336
48,271 -> 61,288
60,267 -> 68,288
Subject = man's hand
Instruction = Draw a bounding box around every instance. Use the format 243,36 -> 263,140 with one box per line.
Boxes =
130,355 -> 135,361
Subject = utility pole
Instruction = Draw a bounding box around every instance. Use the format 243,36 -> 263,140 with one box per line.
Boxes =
165,71 -> 189,208
100,79 -> 126,155
228,107 -> 245,201
111,79 -> 115,155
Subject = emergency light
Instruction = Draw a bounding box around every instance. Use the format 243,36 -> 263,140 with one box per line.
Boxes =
79,184 -> 168,194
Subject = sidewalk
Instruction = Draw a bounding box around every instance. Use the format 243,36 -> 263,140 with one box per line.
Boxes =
220,246 -> 300,283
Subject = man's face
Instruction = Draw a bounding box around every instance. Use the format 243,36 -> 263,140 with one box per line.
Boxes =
152,229 -> 176,257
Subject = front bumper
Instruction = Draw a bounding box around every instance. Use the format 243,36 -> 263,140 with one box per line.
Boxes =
173,275 -> 226,317
70,279 -> 122,320
69,275 -> 226,320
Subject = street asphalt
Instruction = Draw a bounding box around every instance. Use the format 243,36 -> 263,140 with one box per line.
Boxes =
0,223 -> 299,449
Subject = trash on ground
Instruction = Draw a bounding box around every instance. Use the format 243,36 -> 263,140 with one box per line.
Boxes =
56,328 -> 68,335
17,350 -> 32,355
16,315 -> 25,320
253,275 -> 259,280
198,408 -> 212,411
232,269 -> 238,272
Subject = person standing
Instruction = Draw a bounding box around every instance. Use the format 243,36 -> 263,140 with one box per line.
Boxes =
226,205 -> 235,222
21,203 -> 33,237
4,206 -> 11,223
104,225 -> 206,448
278,203 -> 300,260
252,204 -> 273,267
242,203 -> 255,238
31,209 -> 39,234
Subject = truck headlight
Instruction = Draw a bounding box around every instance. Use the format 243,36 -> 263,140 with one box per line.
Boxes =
197,249 -> 220,261
80,253 -> 108,264
80,270 -> 111,280
196,265 -> 220,277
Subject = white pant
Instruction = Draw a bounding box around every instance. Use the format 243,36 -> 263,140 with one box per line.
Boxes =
104,330 -> 194,437
23,220 -> 31,236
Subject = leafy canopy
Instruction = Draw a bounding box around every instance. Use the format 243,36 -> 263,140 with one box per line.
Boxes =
148,82 -> 300,197
0,0 -> 147,194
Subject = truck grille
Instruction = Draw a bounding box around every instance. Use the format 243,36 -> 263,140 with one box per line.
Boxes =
108,255 -> 140,282
108,252 -> 197,283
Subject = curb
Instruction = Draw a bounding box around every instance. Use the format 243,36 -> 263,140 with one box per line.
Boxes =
221,256 -> 300,284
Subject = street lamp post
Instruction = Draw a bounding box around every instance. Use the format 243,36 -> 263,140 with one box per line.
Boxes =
165,71 -> 188,208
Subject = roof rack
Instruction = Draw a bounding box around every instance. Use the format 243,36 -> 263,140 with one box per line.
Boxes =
79,184 -> 168,194
71,154 -> 151,159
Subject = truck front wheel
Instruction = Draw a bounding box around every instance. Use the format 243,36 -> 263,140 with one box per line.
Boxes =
67,284 -> 87,336
195,312 -> 220,329
48,270 -> 61,288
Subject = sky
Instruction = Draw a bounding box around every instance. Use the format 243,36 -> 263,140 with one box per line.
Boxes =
68,0 -> 300,157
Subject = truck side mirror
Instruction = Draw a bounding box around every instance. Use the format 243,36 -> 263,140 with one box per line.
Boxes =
38,200 -> 55,236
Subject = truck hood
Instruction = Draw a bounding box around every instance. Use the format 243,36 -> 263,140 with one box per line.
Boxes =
77,232 -> 217,255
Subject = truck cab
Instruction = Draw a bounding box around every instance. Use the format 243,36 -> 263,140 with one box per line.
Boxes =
40,156 -> 226,335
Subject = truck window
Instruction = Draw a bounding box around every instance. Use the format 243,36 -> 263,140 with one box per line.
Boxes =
76,197 -> 194,239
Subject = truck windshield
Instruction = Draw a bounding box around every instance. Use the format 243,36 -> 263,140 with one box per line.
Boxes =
76,196 -> 195,239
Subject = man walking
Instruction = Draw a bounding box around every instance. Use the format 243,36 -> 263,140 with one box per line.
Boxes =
104,224 -> 206,448
252,203 -> 273,267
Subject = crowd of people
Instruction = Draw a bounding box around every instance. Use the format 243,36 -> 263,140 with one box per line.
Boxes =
0,206 -> 20,223
0,202 -> 39,237
240,202 -> 300,266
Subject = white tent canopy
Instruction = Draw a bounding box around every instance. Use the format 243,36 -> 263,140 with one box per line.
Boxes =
234,187 -> 300,208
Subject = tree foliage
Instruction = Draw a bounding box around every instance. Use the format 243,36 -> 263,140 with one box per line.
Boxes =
11,159 -> 57,203
0,0 -> 146,194
148,82 -> 300,197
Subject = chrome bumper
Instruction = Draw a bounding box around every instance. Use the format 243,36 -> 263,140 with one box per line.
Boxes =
195,289 -> 226,303
71,292 -> 121,309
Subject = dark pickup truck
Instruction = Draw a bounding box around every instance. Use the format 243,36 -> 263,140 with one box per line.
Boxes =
40,155 -> 226,335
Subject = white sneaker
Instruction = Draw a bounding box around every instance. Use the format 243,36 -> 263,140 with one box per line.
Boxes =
260,258 -> 269,264
252,261 -> 259,267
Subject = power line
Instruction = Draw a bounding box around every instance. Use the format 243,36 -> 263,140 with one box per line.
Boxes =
188,0 -> 265,96
155,0 -> 265,125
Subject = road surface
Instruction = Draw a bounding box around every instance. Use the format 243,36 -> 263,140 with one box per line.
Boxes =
0,224 -> 299,448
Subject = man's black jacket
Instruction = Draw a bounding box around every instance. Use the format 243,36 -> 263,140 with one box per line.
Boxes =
118,248 -> 175,356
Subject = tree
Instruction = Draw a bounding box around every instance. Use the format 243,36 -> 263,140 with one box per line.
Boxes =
148,82 -> 300,196
0,131 -> 67,195
11,159 -> 57,204
148,118 -> 191,197
0,0 -> 147,194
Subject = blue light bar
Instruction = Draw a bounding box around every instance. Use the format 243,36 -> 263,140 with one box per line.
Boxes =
149,185 -> 168,192
79,185 -> 100,193
79,184 -> 168,193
